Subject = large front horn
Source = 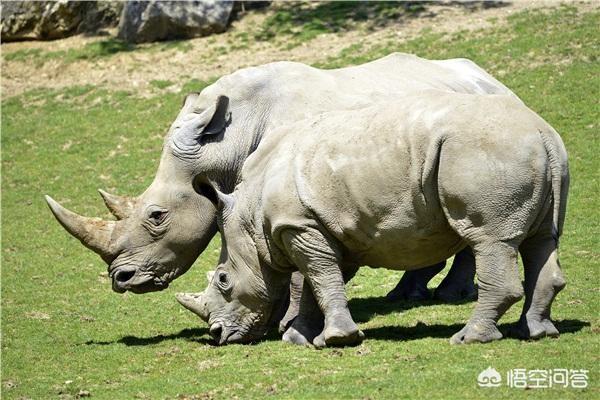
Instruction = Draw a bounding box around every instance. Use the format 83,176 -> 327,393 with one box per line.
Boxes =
176,292 -> 209,322
98,189 -> 136,220
45,195 -> 118,263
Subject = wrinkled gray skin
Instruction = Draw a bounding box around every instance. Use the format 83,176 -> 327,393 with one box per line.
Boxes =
46,54 -> 516,303
178,91 -> 569,347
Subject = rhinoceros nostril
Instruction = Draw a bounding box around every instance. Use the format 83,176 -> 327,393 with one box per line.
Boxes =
114,269 -> 136,283
209,323 -> 223,343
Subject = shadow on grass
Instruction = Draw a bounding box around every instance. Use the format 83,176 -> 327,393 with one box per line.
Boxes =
84,327 -> 212,346
349,295 -> 474,324
363,319 -> 590,341
83,319 -> 588,347
256,1 -> 510,41
84,326 -> 284,347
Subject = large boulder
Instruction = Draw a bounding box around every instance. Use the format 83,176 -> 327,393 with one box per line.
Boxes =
117,1 -> 234,43
1,1 -> 122,42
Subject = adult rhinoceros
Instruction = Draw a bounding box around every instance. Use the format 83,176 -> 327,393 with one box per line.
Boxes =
45,53 -> 517,313
178,91 -> 569,347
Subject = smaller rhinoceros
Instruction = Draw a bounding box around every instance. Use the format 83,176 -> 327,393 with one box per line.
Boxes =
177,90 -> 570,347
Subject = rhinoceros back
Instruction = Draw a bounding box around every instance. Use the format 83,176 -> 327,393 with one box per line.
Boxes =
257,94 -> 469,269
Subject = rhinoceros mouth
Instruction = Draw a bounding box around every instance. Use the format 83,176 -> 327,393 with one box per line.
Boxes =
209,323 -> 247,345
208,315 -> 269,345
110,267 -> 167,294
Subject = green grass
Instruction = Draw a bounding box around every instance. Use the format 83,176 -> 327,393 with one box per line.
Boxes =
3,39 -> 135,66
2,6 -> 599,400
150,79 -> 175,90
2,38 -> 193,67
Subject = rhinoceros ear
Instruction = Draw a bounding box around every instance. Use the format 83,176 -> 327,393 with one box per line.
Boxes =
182,92 -> 199,108
186,95 -> 230,137
180,92 -> 199,112
215,189 -> 235,219
172,96 -> 231,153
201,95 -> 230,136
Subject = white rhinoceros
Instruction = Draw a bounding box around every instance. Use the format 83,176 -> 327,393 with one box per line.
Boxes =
177,90 -> 568,347
45,54 -> 518,319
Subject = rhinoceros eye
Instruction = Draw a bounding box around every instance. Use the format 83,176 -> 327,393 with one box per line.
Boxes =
148,209 -> 168,226
217,271 -> 232,292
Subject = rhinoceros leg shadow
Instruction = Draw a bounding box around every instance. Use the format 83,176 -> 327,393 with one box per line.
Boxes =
348,295 -> 474,324
361,319 -> 590,342
84,327 -> 212,346
84,326 -> 285,346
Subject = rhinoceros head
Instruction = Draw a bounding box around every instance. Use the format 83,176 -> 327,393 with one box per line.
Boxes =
45,93 -> 223,293
177,190 -> 290,344
45,179 -> 217,293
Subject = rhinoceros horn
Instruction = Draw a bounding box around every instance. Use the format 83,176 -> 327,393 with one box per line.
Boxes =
176,292 -> 209,322
45,195 -> 119,263
98,189 -> 136,220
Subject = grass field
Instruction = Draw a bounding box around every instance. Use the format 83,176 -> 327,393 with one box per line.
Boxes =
2,4 -> 599,399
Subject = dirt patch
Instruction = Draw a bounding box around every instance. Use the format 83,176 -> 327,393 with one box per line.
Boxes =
1,1 -> 596,98
25,311 -> 51,320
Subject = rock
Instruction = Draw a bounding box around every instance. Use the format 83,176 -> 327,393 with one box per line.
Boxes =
231,1 -> 271,22
77,2 -> 124,35
37,1 -> 88,40
1,1 -> 122,42
117,1 -> 234,43
1,1 -> 45,41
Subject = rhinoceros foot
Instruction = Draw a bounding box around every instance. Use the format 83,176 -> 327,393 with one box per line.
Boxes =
313,313 -> 364,348
450,321 -> 503,345
434,280 -> 477,303
507,317 -> 560,340
282,315 -> 323,346
279,313 -> 297,335
385,277 -> 431,302
282,326 -> 313,346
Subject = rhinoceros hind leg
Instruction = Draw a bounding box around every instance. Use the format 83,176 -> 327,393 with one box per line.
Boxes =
450,242 -> 523,345
434,248 -> 477,302
386,262 -> 444,302
508,230 -> 565,340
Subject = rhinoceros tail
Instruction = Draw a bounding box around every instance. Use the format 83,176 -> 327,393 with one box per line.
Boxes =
420,135 -> 446,209
539,129 -> 569,245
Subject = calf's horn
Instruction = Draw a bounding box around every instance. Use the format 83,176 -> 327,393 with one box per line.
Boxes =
45,195 -> 118,263
176,292 -> 209,322
98,189 -> 136,220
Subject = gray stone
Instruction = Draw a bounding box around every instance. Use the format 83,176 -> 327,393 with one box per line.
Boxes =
117,0 -> 233,43
1,1 -> 122,42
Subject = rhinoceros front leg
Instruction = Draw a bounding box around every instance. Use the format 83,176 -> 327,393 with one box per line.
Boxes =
386,262 -> 445,301
278,271 -> 304,334
433,247 -> 477,302
387,248 -> 477,303
450,241 -> 524,344
281,229 -> 364,348
282,282 -> 323,346
283,266 -> 359,346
